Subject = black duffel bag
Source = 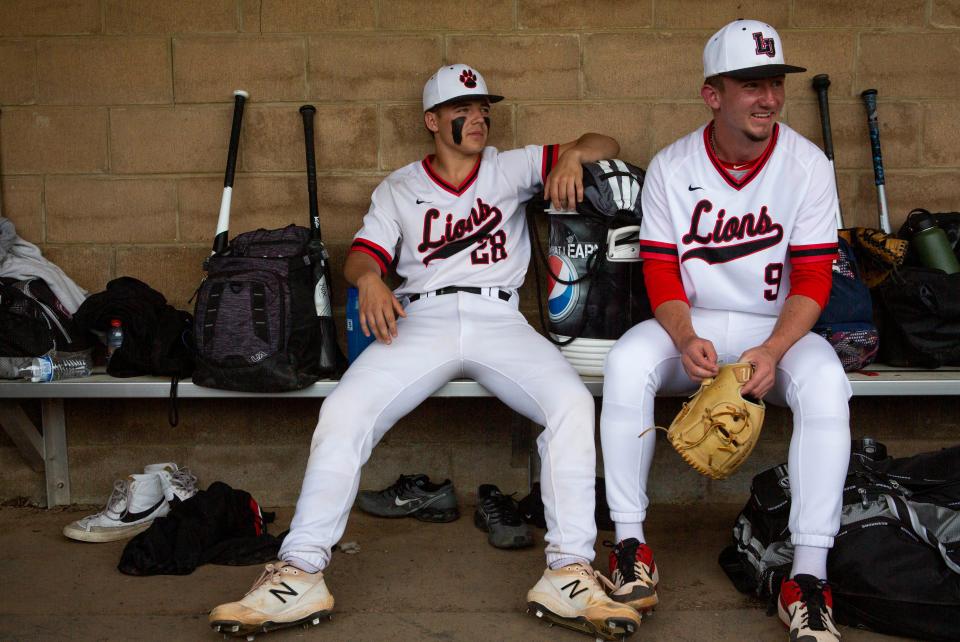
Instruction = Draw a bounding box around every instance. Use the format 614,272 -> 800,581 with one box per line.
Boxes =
875,266 -> 960,367
719,440 -> 960,641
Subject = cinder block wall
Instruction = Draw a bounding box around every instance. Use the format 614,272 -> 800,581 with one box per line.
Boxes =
1,1 -> 958,505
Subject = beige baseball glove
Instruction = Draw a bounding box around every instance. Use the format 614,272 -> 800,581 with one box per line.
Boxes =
666,362 -> 765,480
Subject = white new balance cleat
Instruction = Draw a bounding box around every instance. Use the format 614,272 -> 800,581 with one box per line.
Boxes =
209,562 -> 334,638
143,462 -> 198,503
62,473 -> 170,543
527,562 -> 642,640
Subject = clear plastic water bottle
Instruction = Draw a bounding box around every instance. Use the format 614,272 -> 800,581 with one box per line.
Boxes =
107,318 -> 124,363
19,355 -> 92,382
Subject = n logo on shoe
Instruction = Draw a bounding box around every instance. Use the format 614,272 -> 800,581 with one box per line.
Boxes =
560,579 -> 589,600
269,582 -> 299,604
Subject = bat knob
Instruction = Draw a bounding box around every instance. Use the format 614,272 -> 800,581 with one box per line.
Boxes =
300,104 -> 317,115
233,89 -> 249,99
812,74 -> 830,90
860,88 -> 878,98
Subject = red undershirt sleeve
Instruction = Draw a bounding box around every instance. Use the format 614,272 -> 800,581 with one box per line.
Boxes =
786,259 -> 833,310
643,258 -> 689,311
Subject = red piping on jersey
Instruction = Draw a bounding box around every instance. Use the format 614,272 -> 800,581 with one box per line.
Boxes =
789,242 -> 839,263
703,121 -> 779,191
422,154 -> 481,196
643,258 -> 689,310
638,239 -> 679,261
541,144 -> 560,183
787,259 -> 832,309
350,238 -> 392,276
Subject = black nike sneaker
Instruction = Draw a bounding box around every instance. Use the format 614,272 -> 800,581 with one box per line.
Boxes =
355,474 -> 459,522
474,484 -> 534,549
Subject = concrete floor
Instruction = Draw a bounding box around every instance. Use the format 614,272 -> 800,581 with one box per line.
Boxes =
0,503 -> 910,642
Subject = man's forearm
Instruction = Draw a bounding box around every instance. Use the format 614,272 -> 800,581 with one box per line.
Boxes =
562,133 -> 620,164
761,295 -> 822,361
344,252 -> 383,288
653,299 -> 696,350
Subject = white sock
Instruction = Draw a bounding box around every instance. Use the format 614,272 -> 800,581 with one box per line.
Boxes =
791,545 -> 828,580
548,556 -> 591,570
283,555 -> 321,574
615,522 -> 645,544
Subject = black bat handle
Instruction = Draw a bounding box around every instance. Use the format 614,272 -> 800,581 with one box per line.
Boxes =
861,89 -> 884,186
300,105 -> 321,239
812,74 -> 834,161
224,91 -> 247,189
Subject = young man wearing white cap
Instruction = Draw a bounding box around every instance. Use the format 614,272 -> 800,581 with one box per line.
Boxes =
208,64 -> 644,640
599,20 -> 849,641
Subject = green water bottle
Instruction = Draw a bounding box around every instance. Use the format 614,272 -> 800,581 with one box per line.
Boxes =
908,210 -> 960,274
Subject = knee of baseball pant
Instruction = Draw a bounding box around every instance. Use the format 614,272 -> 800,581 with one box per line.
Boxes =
309,394 -> 376,455
541,386 -> 595,447
786,365 -> 852,419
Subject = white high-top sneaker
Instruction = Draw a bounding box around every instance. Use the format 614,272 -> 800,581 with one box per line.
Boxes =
62,473 -> 169,543
209,562 -> 334,638
527,562 -> 642,640
143,462 -> 198,502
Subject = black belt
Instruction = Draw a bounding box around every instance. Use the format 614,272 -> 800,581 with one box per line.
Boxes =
408,286 -> 512,303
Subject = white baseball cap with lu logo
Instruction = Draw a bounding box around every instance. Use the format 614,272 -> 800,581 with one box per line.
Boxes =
422,64 -> 504,112
703,19 -> 806,80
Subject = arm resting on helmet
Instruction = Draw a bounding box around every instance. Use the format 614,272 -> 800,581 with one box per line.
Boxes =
544,133 -> 620,211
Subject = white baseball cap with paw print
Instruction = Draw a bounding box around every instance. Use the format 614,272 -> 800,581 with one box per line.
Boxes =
422,64 -> 504,112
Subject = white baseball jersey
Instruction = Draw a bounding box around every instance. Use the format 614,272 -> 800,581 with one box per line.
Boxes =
350,145 -> 559,298
638,122 -> 838,316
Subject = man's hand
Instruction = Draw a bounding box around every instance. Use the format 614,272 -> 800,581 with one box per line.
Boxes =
738,345 -> 779,398
544,149 -> 584,211
678,335 -> 720,381
356,272 -> 406,344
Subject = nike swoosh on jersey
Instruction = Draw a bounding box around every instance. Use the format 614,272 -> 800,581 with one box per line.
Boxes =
416,198 -> 432,204
688,185 -> 704,191
394,496 -> 423,507
120,497 -> 166,523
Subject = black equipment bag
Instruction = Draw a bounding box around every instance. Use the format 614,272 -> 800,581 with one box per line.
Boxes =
875,266 -> 960,368
75,277 -> 194,379
812,237 -> 879,371
192,225 -> 327,392
0,277 -> 92,359
719,440 -> 960,641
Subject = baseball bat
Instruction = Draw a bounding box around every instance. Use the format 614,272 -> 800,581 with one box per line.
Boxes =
299,104 -> 346,376
860,89 -> 892,234
212,90 -> 249,255
812,74 -> 844,229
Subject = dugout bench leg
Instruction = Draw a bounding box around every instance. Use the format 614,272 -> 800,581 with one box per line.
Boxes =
0,399 -> 71,507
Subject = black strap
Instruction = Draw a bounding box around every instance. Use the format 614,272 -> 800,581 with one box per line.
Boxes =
408,287 -> 511,303
250,283 -> 269,343
202,283 -> 224,344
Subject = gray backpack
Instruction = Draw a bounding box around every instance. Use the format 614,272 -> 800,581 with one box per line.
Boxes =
192,225 -> 327,392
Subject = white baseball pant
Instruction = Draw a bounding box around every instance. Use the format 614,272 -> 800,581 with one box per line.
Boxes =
601,307 -> 851,548
279,291 -> 598,569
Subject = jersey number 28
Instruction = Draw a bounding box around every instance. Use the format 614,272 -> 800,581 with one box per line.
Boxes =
471,230 -> 508,264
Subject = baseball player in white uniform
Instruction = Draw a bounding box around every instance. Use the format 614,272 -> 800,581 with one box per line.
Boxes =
599,21 -> 850,641
209,65 -> 644,640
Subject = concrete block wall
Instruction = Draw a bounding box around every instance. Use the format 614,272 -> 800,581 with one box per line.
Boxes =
1,1 -> 958,506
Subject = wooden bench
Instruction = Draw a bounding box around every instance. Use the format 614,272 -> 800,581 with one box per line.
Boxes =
2,364 -> 959,507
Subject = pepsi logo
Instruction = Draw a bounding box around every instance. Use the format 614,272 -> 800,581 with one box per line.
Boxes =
547,253 -> 580,323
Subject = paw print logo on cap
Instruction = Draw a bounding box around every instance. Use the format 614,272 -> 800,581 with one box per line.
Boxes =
459,69 -> 477,89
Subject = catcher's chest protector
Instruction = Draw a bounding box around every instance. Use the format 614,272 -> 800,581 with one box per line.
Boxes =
667,362 -> 765,480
